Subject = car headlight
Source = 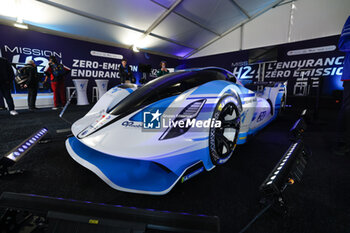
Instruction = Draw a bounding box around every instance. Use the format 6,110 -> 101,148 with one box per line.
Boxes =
77,113 -> 115,139
159,99 -> 206,140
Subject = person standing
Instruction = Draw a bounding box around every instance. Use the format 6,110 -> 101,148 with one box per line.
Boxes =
156,61 -> 170,77
0,90 -> 5,110
334,16 -> 350,155
119,59 -> 134,83
44,56 -> 70,110
23,60 -> 39,111
0,57 -> 18,115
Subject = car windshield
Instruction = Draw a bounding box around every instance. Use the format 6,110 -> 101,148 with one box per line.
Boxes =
107,69 -> 229,116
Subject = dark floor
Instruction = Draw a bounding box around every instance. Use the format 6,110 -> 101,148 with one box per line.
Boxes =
0,103 -> 349,233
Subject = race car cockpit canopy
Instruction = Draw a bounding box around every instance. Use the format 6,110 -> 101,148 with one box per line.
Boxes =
108,69 -> 233,116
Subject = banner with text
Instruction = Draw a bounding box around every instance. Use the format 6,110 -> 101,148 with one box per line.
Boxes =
0,24 -> 178,97
186,35 -> 345,96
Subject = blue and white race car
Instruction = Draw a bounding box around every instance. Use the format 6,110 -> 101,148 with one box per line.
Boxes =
66,67 -> 286,195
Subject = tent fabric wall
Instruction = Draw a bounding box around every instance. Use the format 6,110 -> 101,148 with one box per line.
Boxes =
187,28 -> 241,58
189,0 -> 350,59
242,2 -> 291,50
0,0 -> 286,58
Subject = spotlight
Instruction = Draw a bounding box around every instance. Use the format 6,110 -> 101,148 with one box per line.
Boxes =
132,45 -> 140,52
0,128 -> 48,177
13,22 -> 28,29
259,140 -> 309,198
239,121 -> 310,233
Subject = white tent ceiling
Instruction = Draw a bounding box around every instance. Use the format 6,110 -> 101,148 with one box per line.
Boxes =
0,0 -> 284,58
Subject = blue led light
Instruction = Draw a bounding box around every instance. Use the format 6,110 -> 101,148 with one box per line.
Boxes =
18,148 -> 24,153
22,145 -> 28,149
22,193 -> 202,218
14,152 -> 20,156
180,212 -> 190,215
29,139 -> 34,143
26,142 -> 31,146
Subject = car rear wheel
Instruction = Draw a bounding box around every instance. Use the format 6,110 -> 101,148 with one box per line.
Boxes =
209,95 -> 241,165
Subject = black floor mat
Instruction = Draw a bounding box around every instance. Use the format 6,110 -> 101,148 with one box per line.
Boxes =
0,105 -> 349,233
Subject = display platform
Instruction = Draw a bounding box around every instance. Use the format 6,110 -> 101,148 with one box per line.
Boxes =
65,68 -> 287,195
4,93 -> 54,110
0,105 -> 348,233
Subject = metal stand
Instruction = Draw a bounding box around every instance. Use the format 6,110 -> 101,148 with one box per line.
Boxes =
59,90 -> 76,124
0,158 -> 24,178
238,186 -> 289,233
0,167 -> 24,177
260,183 -> 290,215
51,90 -> 77,138
0,208 -> 40,233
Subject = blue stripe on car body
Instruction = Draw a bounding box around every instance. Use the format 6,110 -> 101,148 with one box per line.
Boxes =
126,88 -> 134,94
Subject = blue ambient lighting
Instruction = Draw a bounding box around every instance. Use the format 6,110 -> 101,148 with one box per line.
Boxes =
24,193 -> 209,217
6,128 -> 48,161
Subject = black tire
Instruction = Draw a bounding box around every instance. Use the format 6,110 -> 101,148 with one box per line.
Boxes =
209,94 -> 241,165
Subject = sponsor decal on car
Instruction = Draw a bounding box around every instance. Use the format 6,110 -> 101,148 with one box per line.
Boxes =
142,109 -> 222,130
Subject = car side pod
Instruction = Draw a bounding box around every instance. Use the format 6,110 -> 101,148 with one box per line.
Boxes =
66,137 -> 189,195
